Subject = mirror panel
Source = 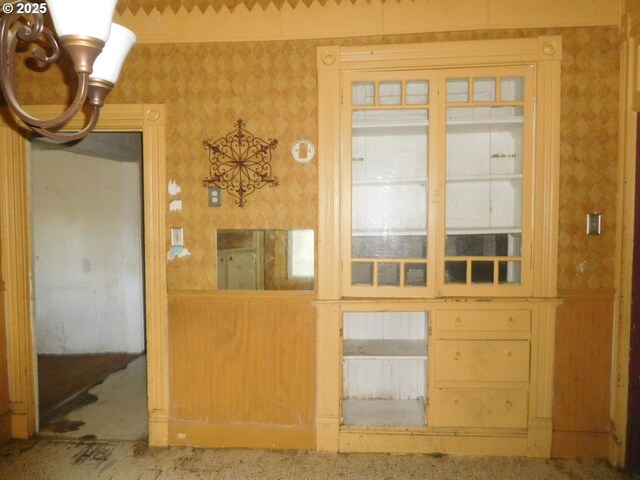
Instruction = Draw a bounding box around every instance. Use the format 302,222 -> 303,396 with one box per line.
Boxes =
217,229 -> 314,290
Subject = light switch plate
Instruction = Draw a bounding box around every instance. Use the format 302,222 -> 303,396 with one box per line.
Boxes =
586,212 -> 602,235
171,227 -> 184,246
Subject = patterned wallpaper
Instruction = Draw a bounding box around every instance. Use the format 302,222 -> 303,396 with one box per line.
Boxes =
12,27 -> 619,291
116,40 -> 319,289
556,28 -> 619,290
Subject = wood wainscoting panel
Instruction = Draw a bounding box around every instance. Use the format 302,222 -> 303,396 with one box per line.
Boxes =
552,289 -> 614,458
168,421 -> 315,450
168,290 -> 316,448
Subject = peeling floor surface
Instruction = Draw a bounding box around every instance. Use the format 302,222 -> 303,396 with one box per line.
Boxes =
39,355 -> 148,441
0,438 -> 632,480
16,356 -> 632,479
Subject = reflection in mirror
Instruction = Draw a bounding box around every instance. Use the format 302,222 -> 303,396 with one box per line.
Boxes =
217,229 -> 314,291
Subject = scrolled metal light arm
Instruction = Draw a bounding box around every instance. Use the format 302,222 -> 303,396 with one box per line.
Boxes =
0,1 -> 134,142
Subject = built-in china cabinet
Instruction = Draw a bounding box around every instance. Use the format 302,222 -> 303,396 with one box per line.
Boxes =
316,36 -> 561,456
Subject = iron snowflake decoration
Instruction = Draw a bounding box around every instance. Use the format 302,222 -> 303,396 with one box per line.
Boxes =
202,119 -> 279,208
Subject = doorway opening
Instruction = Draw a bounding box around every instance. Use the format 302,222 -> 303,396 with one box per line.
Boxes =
626,114 -> 640,476
30,132 -> 148,441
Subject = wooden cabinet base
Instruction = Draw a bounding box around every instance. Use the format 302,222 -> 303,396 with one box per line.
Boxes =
339,428 -> 529,455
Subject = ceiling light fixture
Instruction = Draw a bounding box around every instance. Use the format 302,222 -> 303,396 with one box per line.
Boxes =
0,0 -> 136,141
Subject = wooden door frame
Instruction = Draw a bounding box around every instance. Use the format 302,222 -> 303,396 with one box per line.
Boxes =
612,10 -> 640,467
626,114 -> 640,473
0,104 -> 169,446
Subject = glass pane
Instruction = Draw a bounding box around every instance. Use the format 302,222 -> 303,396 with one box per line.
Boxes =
445,233 -> 521,256
501,76 -> 524,101
378,262 -> 400,286
287,229 -> 314,278
471,260 -> 494,284
499,260 -> 521,284
405,263 -> 427,286
445,261 -> 467,284
445,106 -> 523,257
406,80 -> 429,105
379,81 -> 402,105
446,78 -> 469,102
352,109 -> 428,259
352,236 -> 426,259
473,77 -> 496,102
352,82 -> 375,106
352,262 -> 374,285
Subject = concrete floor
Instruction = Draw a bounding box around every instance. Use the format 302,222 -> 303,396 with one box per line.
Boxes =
39,355 -> 148,441
0,437 -> 632,480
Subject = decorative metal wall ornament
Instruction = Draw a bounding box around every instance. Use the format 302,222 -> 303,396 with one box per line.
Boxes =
202,119 -> 279,208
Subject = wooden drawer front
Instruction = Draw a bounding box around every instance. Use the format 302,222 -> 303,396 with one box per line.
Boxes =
437,310 -> 530,332
431,387 -> 528,428
435,340 -> 529,383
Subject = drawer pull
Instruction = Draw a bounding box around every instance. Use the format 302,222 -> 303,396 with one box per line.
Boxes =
504,399 -> 513,410
455,317 -> 462,327
506,350 -> 513,357
507,317 -> 514,326
454,351 -> 462,361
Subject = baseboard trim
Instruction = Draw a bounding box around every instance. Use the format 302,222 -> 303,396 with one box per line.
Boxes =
168,421 -> 316,450
148,416 -> 169,447
552,430 -> 609,458
10,410 -> 30,439
0,410 -> 11,445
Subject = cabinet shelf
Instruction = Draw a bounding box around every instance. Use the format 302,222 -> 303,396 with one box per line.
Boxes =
446,174 -> 522,182
342,398 -> 426,426
353,121 -> 428,129
344,339 -> 427,359
446,116 -> 523,126
446,226 -> 521,235
352,116 -> 522,130
353,177 -> 427,186
352,229 -> 427,236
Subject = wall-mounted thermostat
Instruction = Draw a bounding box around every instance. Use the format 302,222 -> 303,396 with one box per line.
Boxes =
292,139 -> 315,163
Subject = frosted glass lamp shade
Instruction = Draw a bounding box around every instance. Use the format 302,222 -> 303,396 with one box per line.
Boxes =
89,24 -> 137,85
46,0 -> 118,42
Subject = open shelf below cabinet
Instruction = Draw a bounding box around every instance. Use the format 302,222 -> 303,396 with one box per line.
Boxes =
342,398 -> 426,426
344,339 -> 427,359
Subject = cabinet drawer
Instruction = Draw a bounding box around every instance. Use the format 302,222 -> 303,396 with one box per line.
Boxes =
435,340 -> 529,383
431,387 -> 528,428
437,310 -> 530,332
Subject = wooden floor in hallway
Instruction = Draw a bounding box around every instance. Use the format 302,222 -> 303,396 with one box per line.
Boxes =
38,353 -> 140,421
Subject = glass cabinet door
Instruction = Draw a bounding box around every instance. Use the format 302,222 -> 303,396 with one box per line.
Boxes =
344,73 -> 435,296
342,67 -> 533,297
440,68 -> 533,295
